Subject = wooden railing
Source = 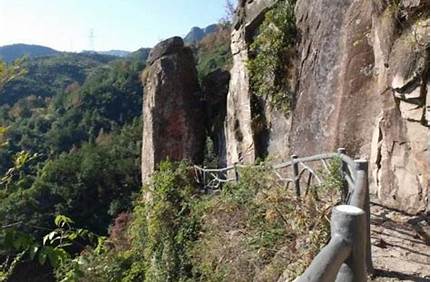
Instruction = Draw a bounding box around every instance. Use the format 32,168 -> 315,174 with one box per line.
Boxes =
193,148 -> 373,281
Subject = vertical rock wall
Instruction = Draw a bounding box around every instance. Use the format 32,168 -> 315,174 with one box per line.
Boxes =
141,37 -> 204,184
225,0 -> 429,214
225,0 -> 289,166
368,1 -> 429,213
293,0 -> 429,213
202,69 -> 231,167
293,0 -> 378,155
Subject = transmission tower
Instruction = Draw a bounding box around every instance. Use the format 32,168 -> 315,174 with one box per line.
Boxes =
89,28 -> 95,51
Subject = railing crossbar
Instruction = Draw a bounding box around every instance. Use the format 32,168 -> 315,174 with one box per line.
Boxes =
193,149 -> 373,281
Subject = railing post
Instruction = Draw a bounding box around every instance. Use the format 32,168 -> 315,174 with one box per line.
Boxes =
337,148 -> 349,202
234,162 -> 239,182
202,166 -> 206,190
334,205 -> 367,282
291,155 -> 300,197
364,183 -> 373,276
296,205 -> 366,282
349,160 -> 373,276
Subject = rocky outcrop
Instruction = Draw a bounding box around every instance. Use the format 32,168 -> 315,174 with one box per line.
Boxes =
184,24 -> 220,45
293,0 -> 429,214
202,69 -> 231,166
226,0 -> 292,166
367,1 -> 429,214
141,37 -> 204,184
225,0 -> 429,214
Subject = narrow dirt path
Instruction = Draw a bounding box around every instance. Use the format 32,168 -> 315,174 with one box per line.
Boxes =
370,198 -> 430,282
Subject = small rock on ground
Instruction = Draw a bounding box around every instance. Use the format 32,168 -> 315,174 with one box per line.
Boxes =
370,198 -> 429,282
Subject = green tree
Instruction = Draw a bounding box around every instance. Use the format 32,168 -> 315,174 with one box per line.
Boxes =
0,59 -> 27,87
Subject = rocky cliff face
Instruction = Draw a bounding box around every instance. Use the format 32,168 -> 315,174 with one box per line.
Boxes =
294,0 -> 429,214
141,37 -> 205,184
202,69 -> 231,166
225,0 -> 429,214
225,0 -> 289,166
367,0 -> 429,214
184,24 -> 221,45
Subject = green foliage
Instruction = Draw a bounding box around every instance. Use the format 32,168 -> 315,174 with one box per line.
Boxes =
195,26 -> 232,80
247,0 -> 296,113
0,59 -> 27,88
317,157 -> 345,197
129,161 -> 200,282
189,164 -> 339,281
0,52 -> 143,161
71,161 -> 344,282
60,161 -> 201,282
0,214 -> 101,281
0,119 -> 142,243
0,151 -> 39,191
0,51 -> 144,257
0,50 -> 144,280
0,53 -> 113,106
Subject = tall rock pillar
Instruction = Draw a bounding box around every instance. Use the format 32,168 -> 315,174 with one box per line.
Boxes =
141,37 -> 204,184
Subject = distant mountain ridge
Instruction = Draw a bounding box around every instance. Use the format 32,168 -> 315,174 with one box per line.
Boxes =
184,24 -> 220,44
0,44 -> 136,63
1,23 -> 221,63
0,44 -> 59,62
83,50 -> 131,57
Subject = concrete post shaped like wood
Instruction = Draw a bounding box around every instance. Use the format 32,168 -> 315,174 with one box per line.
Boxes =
291,154 -> 300,197
333,205 -> 367,282
234,162 -> 239,182
337,148 -> 349,201
349,160 -> 368,208
349,159 -> 373,275
296,205 -> 366,282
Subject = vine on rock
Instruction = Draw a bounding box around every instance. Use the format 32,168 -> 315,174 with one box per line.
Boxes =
247,0 -> 297,113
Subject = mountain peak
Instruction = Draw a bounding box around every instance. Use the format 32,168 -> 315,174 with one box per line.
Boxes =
184,24 -> 220,45
0,43 -> 59,62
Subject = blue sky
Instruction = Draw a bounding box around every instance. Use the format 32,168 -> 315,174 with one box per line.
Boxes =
0,0 -> 228,52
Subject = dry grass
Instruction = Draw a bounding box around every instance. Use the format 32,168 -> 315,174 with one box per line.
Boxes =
190,165 -> 341,281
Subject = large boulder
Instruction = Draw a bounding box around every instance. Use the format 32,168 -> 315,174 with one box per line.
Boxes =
141,37 -> 205,184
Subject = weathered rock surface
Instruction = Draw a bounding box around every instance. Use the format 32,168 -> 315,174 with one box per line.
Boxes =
202,69 -> 230,166
225,0 -> 429,213
141,37 -> 204,184
225,0 -> 290,166
184,24 -> 220,45
292,0 -> 429,214
146,36 -> 185,65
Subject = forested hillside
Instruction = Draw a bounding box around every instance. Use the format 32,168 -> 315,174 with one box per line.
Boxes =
0,27 -> 231,281
0,44 -> 59,63
0,48 -> 150,281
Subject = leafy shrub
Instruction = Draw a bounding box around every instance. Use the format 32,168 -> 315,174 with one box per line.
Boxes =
128,161 -> 200,282
189,164 -> 337,281
68,161 -> 201,282
195,25 -> 232,80
247,0 -> 297,113
57,159 -> 344,281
